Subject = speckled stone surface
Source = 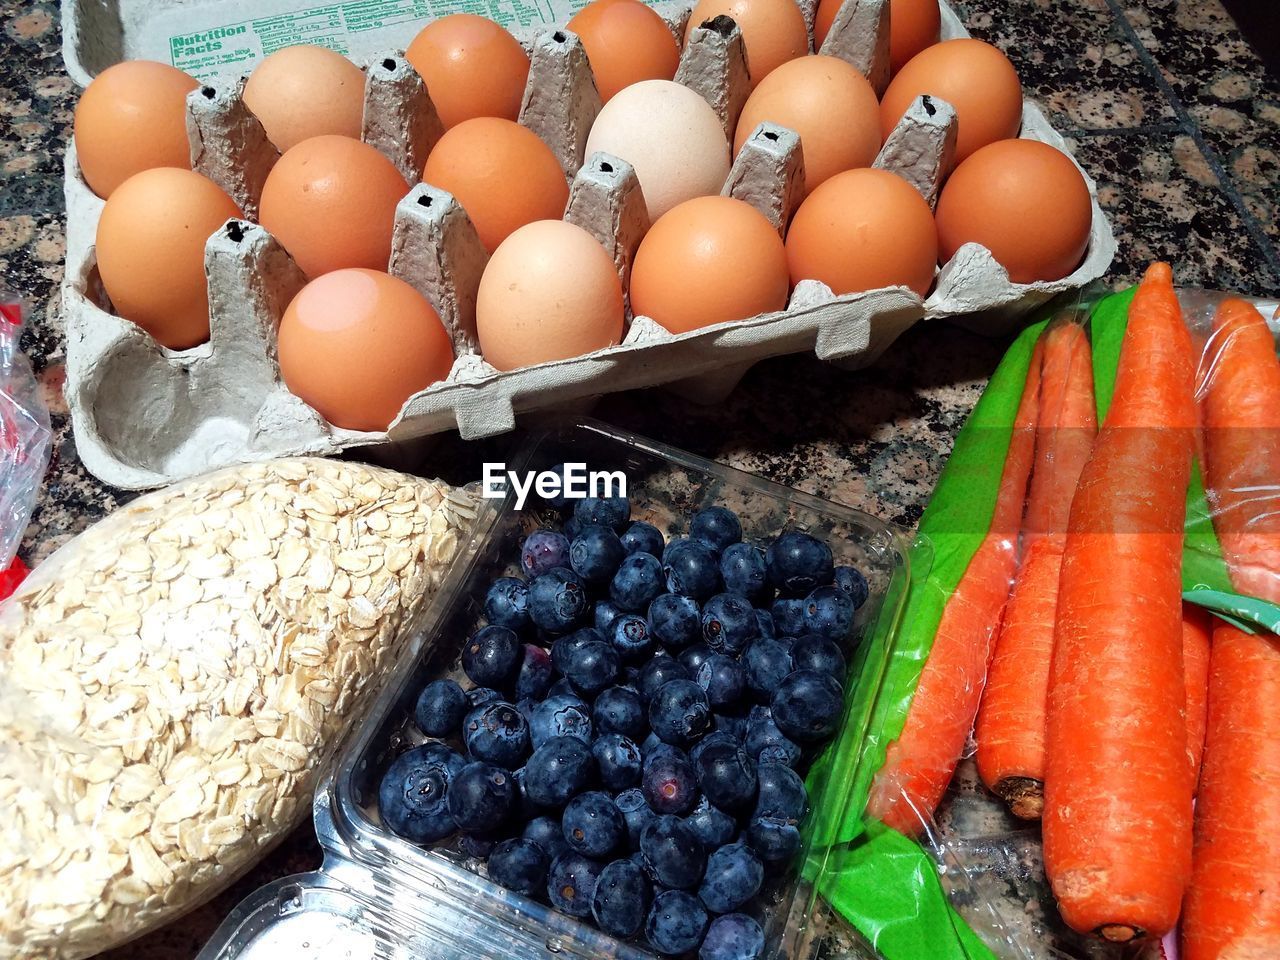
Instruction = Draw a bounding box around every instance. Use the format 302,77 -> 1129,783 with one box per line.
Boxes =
1,0 -> 1278,956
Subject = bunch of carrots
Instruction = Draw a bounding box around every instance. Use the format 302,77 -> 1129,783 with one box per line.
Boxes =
866,263 -> 1280,956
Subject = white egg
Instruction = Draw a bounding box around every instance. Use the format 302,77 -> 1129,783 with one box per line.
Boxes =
584,80 -> 731,223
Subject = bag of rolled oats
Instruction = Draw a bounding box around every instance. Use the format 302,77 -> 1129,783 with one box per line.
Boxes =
0,457 -> 478,960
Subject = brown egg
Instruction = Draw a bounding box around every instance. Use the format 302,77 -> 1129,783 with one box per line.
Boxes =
814,0 -> 940,74
935,139 -> 1092,284
405,15 -> 531,129
73,61 -> 198,199
95,168 -> 242,349
477,221 -> 624,371
243,45 -> 366,152
880,38 -> 1023,162
786,168 -> 937,296
734,55 -> 881,195
423,118 -> 569,253
259,135 -> 410,278
684,0 -> 809,88
568,0 -> 681,102
630,196 -> 788,333
278,268 -> 454,431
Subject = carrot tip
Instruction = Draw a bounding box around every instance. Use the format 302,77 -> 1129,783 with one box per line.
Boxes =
1097,925 -> 1140,944
995,777 -> 1045,820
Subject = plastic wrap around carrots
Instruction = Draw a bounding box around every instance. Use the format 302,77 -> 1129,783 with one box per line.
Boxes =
975,322 -> 1096,819
865,339 -> 1043,835
1042,263 -> 1197,942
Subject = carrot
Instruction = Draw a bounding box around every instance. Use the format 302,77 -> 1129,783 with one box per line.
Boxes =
975,322 -> 1096,819
1181,603 -> 1211,789
1182,296 -> 1280,959
1180,624 -> 1280,960
1196,296 -> 1280,601
1042,262 -> 1196,942
865,339 -> 1043,835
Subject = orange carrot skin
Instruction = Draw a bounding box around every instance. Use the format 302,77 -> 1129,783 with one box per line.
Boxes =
976,323 -> 1096,817
1043,263 -> 1196,940
1182,604 -> 1211,790
1181,624 -> 1280,960
867,343 -> 1043,835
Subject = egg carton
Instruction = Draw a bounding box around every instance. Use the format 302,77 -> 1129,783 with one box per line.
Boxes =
60,0 -> 1116,490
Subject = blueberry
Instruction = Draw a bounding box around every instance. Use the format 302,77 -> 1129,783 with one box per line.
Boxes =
463,701 -> 531,768
574,495 -> 631,533
646,890 -> 710,956
447,761 -> 515,833
528,568 -> 588,633
695,653 -> 746,710
833,565 -> 870,610
663,539 -> 722,601
612,613 -> 654,662
563,516 -> 582,540
462,625 -> 522,689
712,713 -> 747,741
594,599 -> 624,635
522,815 -> 570,860
378,743 -> 465,844
524,736 -> 596,809
483,576 -> 530,632
647,594 -> 701,651
637,656 -> 691,703
649,679 -> 712,746
745,816 -> 801,862
458,833 -> 498,858
771,670 -> 843,743
719,542 -> 768,601
593,858 -> 653,938
698,842 -> 763,914
511,765 -> 540,821
593,686 -> 647,740
538,463 -> 573,511
742,638 -> 793,703
467,686 -> 503,709
488,837 -> 550,897
546,676 -> 577,700
547,852 -> 604,917
551,627 -> 604,674
744,706 -> 801,767
641,745 -> 698,815
754,609 -> 775,638
513,644 -> 554,701
770,598 -> 807,637
701,594 -> 759,656
592,733 -> 643,791
690,506 -> 742,552
695,741 -> 758,812
570,523 -> 626,587
614,787 -> 657,847
414,679 -> 467,738
610,553 -> 665,612
640,731 -> 666,758
766,531 -> 834,595
686,797 -> 736,849
621,521 -> 665,558
678,643 -> 715,676
521,529 -> 571,578
790,633 -> 847,679
563,639 -> 621,697
529,694 -> 592,748
640,816 -> 707,889
754,762 -> 807,822
562,790 -> 627,858
700,913 -> 765,960
802,585 -> 856,644
689,731 -> 737,767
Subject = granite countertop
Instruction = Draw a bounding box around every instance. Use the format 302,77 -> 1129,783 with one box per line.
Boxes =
2,0 -> 1278,956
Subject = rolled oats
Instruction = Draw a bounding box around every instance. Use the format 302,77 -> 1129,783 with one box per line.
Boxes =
0,458 -> 476,960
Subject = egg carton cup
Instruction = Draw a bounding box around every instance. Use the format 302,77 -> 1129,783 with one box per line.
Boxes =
60,0 -> 1115,490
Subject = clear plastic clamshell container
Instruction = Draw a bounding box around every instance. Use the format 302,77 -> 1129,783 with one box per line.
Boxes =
198,418 -> 911,960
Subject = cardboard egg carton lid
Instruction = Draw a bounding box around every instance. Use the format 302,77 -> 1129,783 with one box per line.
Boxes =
60,0 -> 1115,490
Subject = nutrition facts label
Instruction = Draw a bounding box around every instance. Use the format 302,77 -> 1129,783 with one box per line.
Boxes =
152,0 -> 577,78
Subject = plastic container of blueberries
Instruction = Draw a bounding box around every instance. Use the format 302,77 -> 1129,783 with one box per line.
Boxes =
197,417 -> 912,960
